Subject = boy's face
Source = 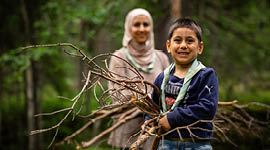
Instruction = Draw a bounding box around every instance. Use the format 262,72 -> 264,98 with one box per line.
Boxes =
166,27 -> 203,67
130,15 -> 151,44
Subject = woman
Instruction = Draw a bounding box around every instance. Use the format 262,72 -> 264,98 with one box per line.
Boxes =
108,8 -> 169,149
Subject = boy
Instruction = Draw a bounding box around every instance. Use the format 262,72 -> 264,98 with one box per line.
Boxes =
151,18 -> 218,149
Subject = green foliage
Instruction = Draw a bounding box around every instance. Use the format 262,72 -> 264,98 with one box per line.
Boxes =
0,48 -> 30,84
1,96 -> 25,117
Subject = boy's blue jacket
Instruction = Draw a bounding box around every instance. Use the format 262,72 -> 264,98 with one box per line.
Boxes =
150,67 -> 219,140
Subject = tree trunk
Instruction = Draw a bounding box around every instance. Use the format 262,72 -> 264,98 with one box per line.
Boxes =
0,69 -> 2,147
198,0 -> 205,20
181,0 -> 193,17
171,0 -> 181,19
209,5 -> 218,67
32,62 -> 42,150
25,66 -> 35,150
155,1 -> 172,52
155,0 -> 182,52
24,63 -> 41,150
21,0 -> 34,149
77,20 -> 87,89
21,0 -> 41,149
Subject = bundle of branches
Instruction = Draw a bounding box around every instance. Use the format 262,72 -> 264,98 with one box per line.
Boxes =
214,101 -> 270,146
23,43 -> 161,149
23,43 -> 270,149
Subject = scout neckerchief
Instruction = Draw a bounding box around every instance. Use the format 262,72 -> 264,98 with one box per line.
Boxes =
124,48 -> 156,73
160,59 -> 205,115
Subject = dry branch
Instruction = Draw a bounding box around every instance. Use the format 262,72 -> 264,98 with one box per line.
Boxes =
81,108 -> 141,148
22,43 -> 270,149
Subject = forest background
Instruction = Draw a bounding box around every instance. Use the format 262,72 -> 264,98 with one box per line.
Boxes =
0,0 -> 269,150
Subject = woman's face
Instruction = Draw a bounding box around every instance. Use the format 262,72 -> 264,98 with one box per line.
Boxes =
130,15 -> 151,44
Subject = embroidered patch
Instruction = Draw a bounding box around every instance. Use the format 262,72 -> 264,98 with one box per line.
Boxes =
165,97 -> 175,105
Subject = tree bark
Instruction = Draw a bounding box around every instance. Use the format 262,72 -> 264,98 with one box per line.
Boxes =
78,20 -> 87,89
0,69 -> 2,147
20,0 -> 34,149
25,66 -> 35,150
23,62 -> 41,150
21,0 -> 41,149
181,0 -> 193,17
198,0 -> 205,20
171,0 -> 181,19
209,3 -> 219,67
32,62 -> 42,150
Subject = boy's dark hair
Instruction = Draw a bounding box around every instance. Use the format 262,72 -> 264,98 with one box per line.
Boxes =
168,18 -> 202,43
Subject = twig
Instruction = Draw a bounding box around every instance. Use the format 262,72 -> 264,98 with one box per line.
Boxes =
81,108 -> 141,148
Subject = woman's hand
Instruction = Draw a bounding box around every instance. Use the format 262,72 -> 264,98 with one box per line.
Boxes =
158,115 -> 171,131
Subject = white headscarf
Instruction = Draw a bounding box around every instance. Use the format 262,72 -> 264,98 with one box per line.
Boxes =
122,8 -> 154,48
122,8 -> 155,66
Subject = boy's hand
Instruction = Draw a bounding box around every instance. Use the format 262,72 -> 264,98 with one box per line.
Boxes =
142,119 -> 155,131
158,115 -> 171,131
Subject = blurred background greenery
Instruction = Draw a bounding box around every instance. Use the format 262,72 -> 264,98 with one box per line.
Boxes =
0,0 -> 269,149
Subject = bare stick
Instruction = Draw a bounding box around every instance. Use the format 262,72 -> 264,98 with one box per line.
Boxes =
81,108 -> 141,148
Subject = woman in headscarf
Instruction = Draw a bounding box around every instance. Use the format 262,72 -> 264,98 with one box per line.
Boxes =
108,8 -> 170,149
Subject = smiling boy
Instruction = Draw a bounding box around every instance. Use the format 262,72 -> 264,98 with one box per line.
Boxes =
151,18 -> 219,150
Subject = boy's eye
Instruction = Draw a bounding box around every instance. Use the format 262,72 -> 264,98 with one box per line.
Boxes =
187,38 -> 194,43
174,39 -> 181,42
